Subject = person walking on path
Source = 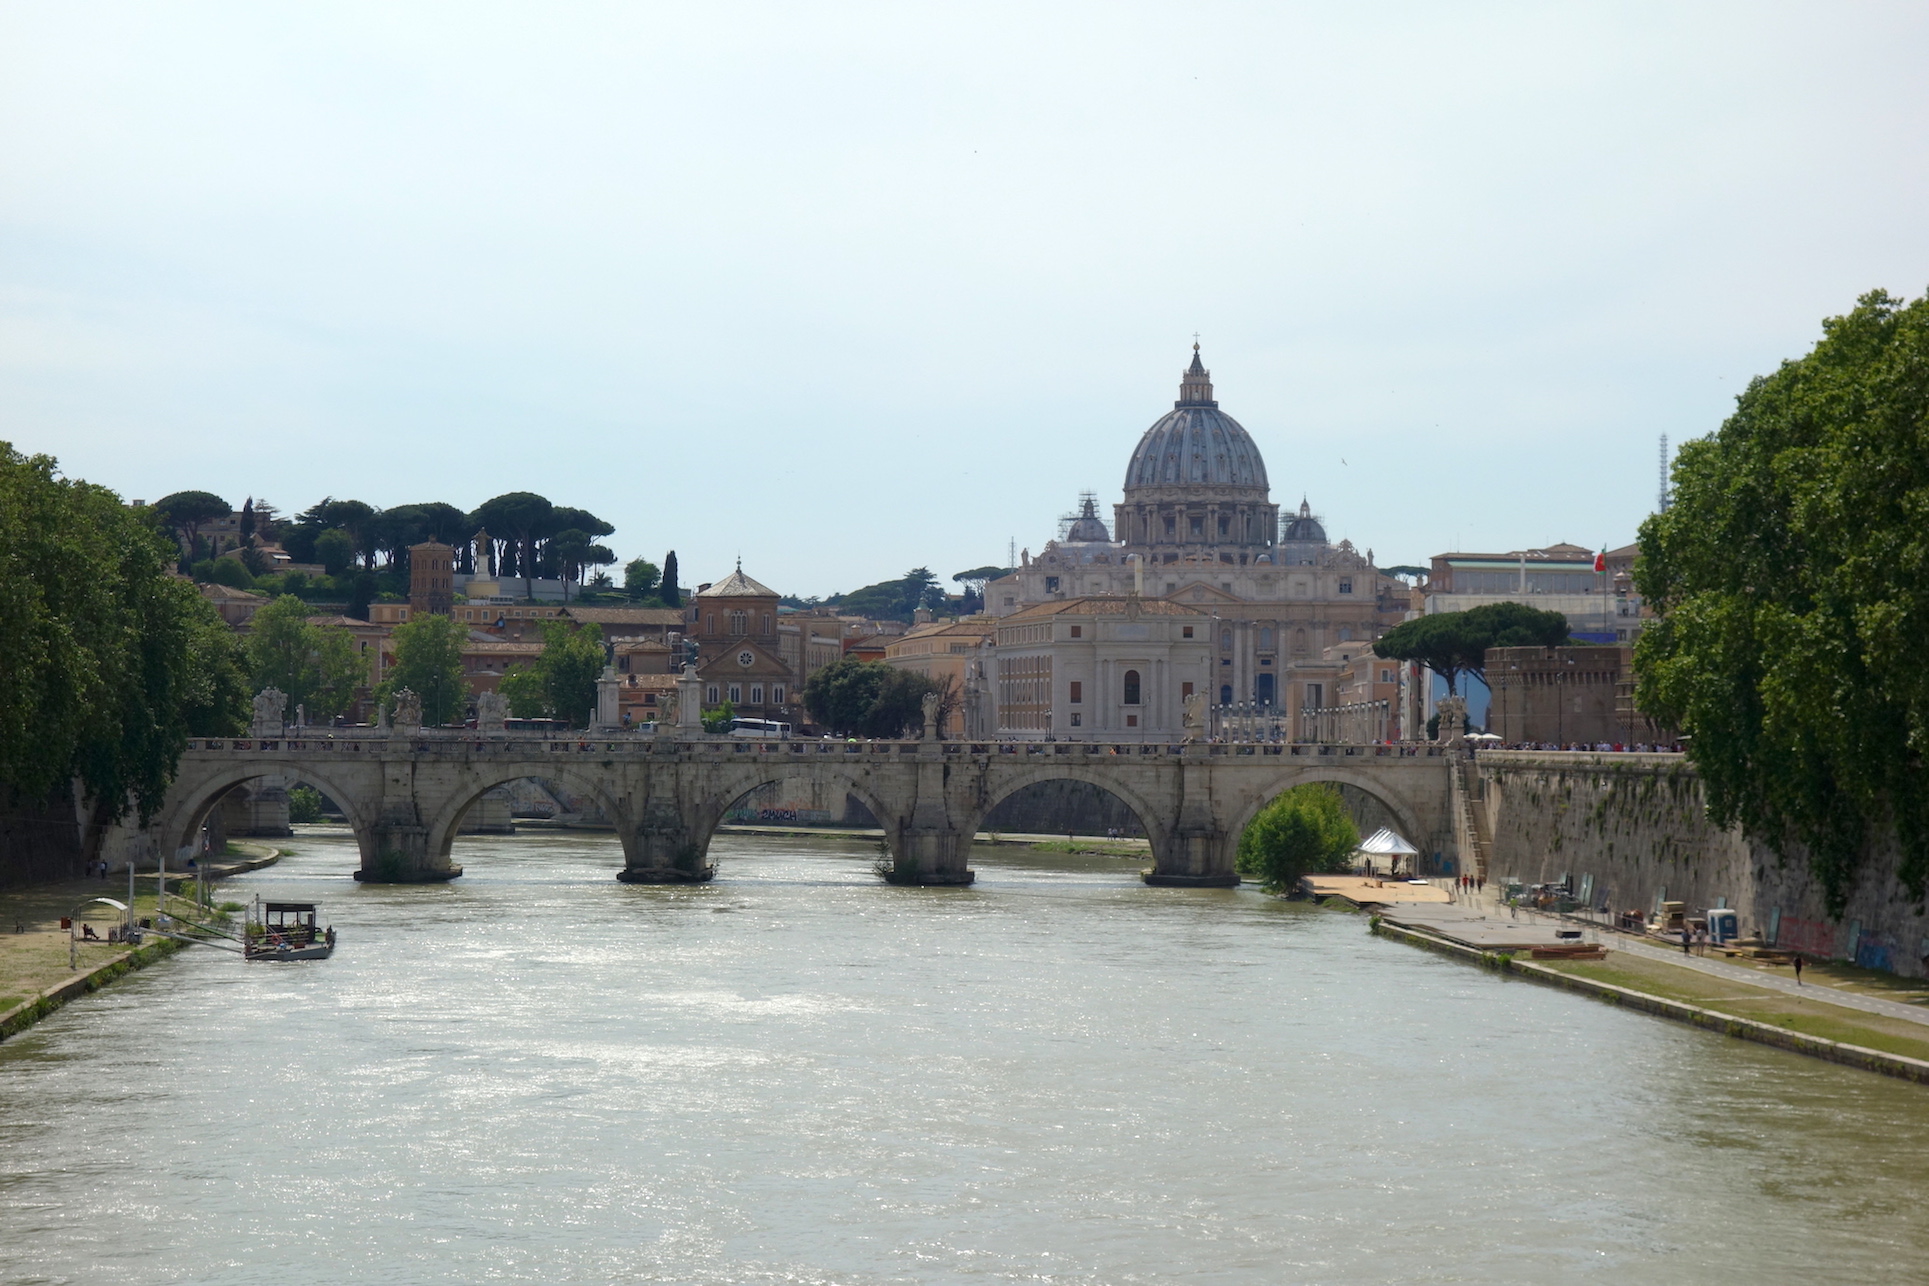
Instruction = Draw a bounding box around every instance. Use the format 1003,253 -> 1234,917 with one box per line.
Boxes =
1682,926 -> 1692,956
1793,954 -> 1804,986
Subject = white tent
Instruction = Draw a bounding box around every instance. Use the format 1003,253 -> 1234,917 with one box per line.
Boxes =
1356,826 -> 1419,857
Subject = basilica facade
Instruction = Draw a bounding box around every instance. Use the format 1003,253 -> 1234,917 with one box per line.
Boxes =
975,346 -> 1410,740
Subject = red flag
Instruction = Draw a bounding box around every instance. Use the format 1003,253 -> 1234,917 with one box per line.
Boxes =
1594,550 -> 1606,573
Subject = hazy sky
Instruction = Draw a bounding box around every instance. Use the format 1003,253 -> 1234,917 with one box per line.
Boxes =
4,3 -> 1925,596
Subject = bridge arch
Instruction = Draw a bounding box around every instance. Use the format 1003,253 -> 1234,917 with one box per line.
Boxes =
1221,764 -> 1430,867
688,765 -> 900,862
421,763 -> 639,868
157,759 -> 378,865
963,764 -> 1173,870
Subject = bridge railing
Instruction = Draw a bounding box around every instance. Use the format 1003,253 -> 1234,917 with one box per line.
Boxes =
183,734 -> 1451,760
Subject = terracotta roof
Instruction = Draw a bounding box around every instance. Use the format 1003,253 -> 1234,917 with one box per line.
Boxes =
199,584 -> 265,602
695,568 -> 778,598
1003,596 -> 1208,620
560,606 -> 685,625
897,618 -> 998,640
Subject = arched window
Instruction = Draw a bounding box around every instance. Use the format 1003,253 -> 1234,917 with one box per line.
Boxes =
1123,670 -> 1141,705
1221,629 -> 1233,650
1259,627 -> 1274,650
729,610 -> 747,635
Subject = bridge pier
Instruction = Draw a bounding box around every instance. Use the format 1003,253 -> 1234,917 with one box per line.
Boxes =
1141,828 -> 1240,887
616,801 -> 716,883
355,821 -> 463,883
881,828 -> 976,886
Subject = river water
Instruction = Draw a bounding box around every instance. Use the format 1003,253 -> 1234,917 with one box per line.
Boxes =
3,828 -> 1927,1284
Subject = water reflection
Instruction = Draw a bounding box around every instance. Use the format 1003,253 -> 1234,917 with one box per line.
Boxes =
2,828 -> 1924,1285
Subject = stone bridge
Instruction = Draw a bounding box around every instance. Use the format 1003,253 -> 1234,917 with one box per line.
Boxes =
154,733 -> 1457,887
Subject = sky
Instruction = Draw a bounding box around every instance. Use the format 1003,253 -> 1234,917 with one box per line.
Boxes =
3,2 -> 1926,597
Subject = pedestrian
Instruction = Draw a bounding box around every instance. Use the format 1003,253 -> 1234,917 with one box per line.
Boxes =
1682,926 -> 1692,956
1477,876 -> 1485,894
1793,953 -> 1804,986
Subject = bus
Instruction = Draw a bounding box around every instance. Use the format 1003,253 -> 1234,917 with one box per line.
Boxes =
729,717 -> 793,739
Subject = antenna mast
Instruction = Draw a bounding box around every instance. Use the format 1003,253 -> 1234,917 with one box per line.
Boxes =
1657,434 -> 1670,512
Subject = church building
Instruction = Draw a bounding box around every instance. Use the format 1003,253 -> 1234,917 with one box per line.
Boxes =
976,346 -> 1410,740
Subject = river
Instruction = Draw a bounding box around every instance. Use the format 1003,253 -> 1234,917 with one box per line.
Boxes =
3,828 -> 1926,1284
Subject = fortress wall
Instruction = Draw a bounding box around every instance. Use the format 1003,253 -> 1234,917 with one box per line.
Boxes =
1477,752 -> 1929,977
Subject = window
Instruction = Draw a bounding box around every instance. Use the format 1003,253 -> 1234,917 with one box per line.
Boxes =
1166,582 -> 1177,595
1164,516 -> 1176,536
1069,681 -> 1083,704
705,614 -> 716,633
750,685 -> 763,704
1219,684 -> 1232,705
1125,714 -> 1138,727
728,684 -> 742,704
1259,627 -> 1273,650
1045,576 -> 1060,593
773,684 -> 785,704
1255,673 -> 1275,706
1218,516 -> 1229,536
762,614 -> 772,634
1182,682 -> 1194,699
1182,625 -> 1194,638
1070,712 -> 1082,727
1338,578 -> 1353,594
1221,629 -> 1232,650
1123,669 -> 1141,705
1381,669 -> 1394,683
706,685 -> 720,704
729,610 -> 747,634
1190,517 -> 1204,536
1304,682 -> 1323,709
1069,625 -> 1082,638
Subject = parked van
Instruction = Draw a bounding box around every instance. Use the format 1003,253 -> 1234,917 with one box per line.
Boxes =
729,718 -> 792,739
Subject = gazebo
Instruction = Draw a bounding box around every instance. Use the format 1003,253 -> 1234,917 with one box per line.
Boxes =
1356,826 -> 1420,877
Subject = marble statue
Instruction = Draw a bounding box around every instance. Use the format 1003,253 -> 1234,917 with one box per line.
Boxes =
251,687 -> 287,738
392,688 -> 423,730
921,691 -> 942,740
475,689 -> 508,732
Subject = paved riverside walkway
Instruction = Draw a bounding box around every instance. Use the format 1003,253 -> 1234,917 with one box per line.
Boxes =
1425,884 -> 1929,1029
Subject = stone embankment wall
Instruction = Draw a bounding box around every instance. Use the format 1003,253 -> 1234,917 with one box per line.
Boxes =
1477,751 -> 1929,977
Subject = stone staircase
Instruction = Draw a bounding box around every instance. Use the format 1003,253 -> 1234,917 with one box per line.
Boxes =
1451,757 -> 1492,880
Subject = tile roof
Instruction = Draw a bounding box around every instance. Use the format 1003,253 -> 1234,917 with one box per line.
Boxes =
1003,596 -> 1208,620
696,568 -> 778,598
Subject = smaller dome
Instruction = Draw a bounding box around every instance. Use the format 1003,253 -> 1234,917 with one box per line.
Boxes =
1282,499 -> 1326,544
1063,493 -> 1112,543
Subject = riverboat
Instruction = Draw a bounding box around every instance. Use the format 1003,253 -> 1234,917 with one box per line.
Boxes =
245,899 -> 336,962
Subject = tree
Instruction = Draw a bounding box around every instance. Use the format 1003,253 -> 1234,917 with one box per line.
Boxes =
314,528 -> 355,577
624,558 -> 661,601
1635,289 -> 1929,912
470,492 -> 553,587
245,596 -> 366,720
154,490 -> 231,559
239,497 -> 256,548
548,529 -> 614,600
1235,783 -> 1360,893
207,556 -> 254,589
802,658 -> 940,737
702,699 -> 737,734
2,449 -> 243,833
952,565 -> 1012,590
1373,602 -> 1569,692
837,568 -> 947,622
498,664 -> 548,719
660,550 -> 681,608
379,613 -> 468,726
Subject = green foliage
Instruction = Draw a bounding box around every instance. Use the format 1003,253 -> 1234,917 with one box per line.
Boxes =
660,551 -> 681,608
378,613 -> 468,726
1635,289 -> 1929,912
1235,783 -> 1360,893
245,596 -> 366,721
313,528 -> 355,576
497,664 -> 548,719
287,785 -> 323,823
702,700 -> 737,733
1373,602 -> 1571,692
1,448 -> 239,823
207,556 -> 254,589
624,557 -> 661,601
836,567 -> 947,622
802,658 -> 939,737
951,565 -> 1011,588
153,490 -> 230,551
493,622 -> 604,725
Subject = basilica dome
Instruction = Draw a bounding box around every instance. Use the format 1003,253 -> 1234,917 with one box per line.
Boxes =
1121,346 -> 1270,497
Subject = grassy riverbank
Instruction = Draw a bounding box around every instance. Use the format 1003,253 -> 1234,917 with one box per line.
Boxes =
1536,951 -> 1929,1063
0,842 -> 276,1040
